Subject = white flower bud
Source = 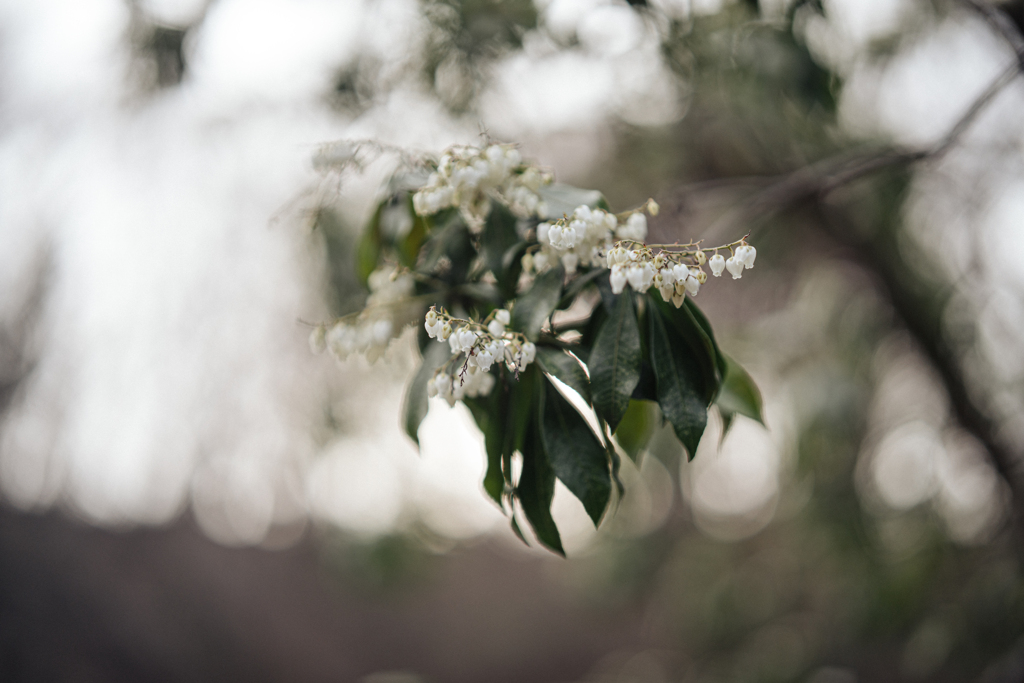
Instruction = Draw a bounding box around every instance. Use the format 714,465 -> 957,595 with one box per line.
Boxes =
610,265 -> 628,294
694,250 -> 707,266
537,222 -> 551,244
521,341 -> 536,365
495,309 -> 511,325
709,254 -> 726,277
646,199 -> 660,216
435,373 -> 452,397
309,326 -> 326,354
726,255 -> 744,279
684,274 -> 700,297
488,319 -> 506,337
672,263 -> 688,283
738,244 -> 757,269
672,293 -> 685,308
425,310 -> 438,327
439,322 -> 452,341
659,283 -> 674,301
533,252 -> 550,272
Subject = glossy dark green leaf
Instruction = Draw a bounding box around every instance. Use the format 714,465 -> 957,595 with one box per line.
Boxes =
590,292 -> 642,432
574,300 -> 609,364
684,298 -> 728,382
614,399 -> 661,462
463,377 -> 507,506
649,306 -> 708,459
511,263 -> 564,341
355,201 -> 385,286
481,203 -> 521,298
650,295 -> 721,403
539,377 -> 611,526
536,346 -> 591,404
518,419 -> 564,555
398,198 -> 429,270
402,341 -> 454,446
509,515 -> 529,546
716,354 -> 765,426
419,211 -> 475,284
498,241 -> 528,301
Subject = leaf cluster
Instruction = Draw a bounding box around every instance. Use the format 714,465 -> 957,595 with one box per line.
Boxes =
355,178 -> 762,554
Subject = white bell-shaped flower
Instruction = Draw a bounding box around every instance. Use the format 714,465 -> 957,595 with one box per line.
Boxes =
610,265 -> 628,294
725,255 -> 744,279
487,319 -> 505,337
737,244 -> 757,269
537,222 -> 551,244
495,309 -> 511,326
684,274 -> 700,297
709,254 -> 726,277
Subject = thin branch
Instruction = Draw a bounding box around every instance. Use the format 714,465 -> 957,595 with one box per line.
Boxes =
960,0 -> 1024,67
696,53 -> 1021,240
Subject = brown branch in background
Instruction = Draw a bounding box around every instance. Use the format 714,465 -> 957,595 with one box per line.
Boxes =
816,203 -> 1024,540
667,0 -> 1024,537
961,0 -> 1024,67
693,21 -> 1023,243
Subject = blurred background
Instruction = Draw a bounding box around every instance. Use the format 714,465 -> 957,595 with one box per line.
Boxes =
2,0 -> 1024,680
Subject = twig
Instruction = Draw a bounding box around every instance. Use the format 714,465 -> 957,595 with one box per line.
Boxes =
697,53 -> 1021,240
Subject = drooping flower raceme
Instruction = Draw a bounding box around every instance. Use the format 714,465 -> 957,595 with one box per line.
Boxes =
527,204 -> 654,276
603,239 -> 755,306
423,306 -> 537,406
309,265 -> 416,363
412,144 -> 553,229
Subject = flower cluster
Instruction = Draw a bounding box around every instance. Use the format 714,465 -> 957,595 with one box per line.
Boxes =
423,306 -> 538,404
309,266 -> 416,363
524,202 -> 656,276
412,144 -> 552,228
604,240 -> 756,307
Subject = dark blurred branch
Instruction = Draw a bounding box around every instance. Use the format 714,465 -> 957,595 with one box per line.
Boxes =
816,202 -> 1024,541
696,20 -> 1023,242
961,0 -> 1024,67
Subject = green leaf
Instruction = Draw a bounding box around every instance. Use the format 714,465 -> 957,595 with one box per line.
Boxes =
481,203 -> 521,298
419,211 -> 475,284
518,419 -> 564,555
463,379 -> 506,506
356,201 -> 385,286
649,295 -> 721,403
716,354 -> 765,426
574,300 -> 609,364
536,346 -> 591,404
684,298 -> 728,382
511,263 -> 564,341
402,341 -> 453,446
590,292 -> 642,432
537,183 -> 605,219
539,377 -> 611,526
614,399 -> 662,462
509,515 -> 529,546
649,306 -> 708,459
398,197 -> 429,270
